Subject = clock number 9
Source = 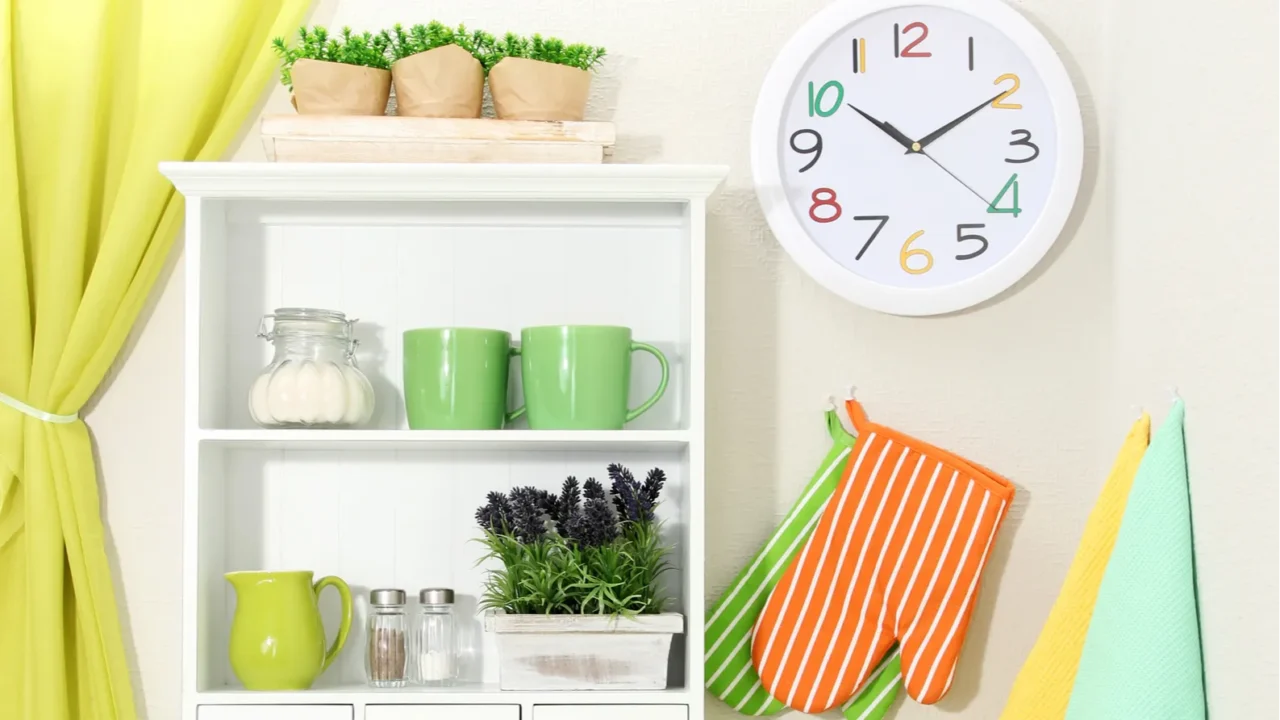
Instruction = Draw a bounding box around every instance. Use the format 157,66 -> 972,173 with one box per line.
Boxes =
899,230 -> 933,275
789,129 -> 823,172
808,188 -> 843,223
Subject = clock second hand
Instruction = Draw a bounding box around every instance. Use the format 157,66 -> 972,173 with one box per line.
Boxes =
921,151 -> 993,207
884,121 -> 994,208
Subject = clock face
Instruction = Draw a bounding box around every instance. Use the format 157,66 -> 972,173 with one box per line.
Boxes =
753,0 -> 1082,315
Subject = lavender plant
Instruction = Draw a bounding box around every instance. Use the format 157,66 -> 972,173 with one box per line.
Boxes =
476,464 -> 672,616
270,26 -> 391,90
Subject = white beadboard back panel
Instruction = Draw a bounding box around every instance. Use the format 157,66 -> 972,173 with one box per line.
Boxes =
209,201 -> 689,432
202,446 -> 690,691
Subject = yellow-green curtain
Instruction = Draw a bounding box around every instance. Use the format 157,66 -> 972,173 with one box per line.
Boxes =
0,0 -> 309,717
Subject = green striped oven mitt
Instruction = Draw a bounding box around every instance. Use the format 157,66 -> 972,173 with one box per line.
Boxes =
706,409 -> 903,720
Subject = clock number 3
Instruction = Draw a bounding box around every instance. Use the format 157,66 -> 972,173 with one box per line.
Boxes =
809,188 -> 843,223
1006,129 -> 1040,163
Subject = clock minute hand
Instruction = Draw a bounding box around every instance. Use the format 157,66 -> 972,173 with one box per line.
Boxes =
912,92 -> 1006,151
846,103 -> 917,152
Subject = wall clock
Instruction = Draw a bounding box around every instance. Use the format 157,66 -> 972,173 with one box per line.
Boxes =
752,0 -> 1083,316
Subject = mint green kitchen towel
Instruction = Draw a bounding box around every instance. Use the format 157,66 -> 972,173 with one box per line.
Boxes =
705,410 -> 902,720
1066,400 -> 1207,720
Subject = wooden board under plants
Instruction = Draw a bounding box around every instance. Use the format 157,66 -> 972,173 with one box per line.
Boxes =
260,115 -> 616,163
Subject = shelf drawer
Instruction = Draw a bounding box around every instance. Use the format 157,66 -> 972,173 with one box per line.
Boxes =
366,706 -> 520,720
533,706 -> 686,720
198,706 -> 354,720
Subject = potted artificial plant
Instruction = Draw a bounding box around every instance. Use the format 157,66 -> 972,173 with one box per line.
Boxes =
382,22 -> 491,118
271,26 -> 391,115
485,33 -> 606,121
477,464 -> 682,691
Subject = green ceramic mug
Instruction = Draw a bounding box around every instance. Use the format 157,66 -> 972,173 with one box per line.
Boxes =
518,325 -> 669,430
403,328 -> 525,429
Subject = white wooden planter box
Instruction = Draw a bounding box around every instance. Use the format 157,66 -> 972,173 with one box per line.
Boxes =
485,612 -> 684,691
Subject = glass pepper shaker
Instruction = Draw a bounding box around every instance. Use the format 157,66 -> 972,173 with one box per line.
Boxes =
366,588 -> 408,688
412,588 -> 458,686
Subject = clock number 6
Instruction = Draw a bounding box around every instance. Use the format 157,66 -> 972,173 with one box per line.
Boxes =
955,223 -> 988,260
809,188 -> 842,223
899,230 -> 933,275
789,129 -> 823,172
1006,129 -> 1040,163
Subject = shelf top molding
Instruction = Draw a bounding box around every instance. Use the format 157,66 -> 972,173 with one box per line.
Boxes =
159,162 -> 728,202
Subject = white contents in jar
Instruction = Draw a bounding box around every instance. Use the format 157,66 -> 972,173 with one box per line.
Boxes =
249,360 -> 372,427
416,649 -> 454,682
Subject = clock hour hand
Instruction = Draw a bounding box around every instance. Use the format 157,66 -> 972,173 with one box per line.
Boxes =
846,103 -> 917,152
911,92 -> 1005,152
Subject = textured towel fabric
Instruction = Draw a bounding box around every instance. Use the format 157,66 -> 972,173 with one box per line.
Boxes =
753,400 -> 1015,714
705,410 -> 901,720
1066,400 -> 1206,720
1000,414 -> 1150,720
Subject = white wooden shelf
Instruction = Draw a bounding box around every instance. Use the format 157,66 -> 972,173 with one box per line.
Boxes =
197,428 -> 693,451
164,161 -> 724,720
196,684 -> 694,705
160,162 -> 728,201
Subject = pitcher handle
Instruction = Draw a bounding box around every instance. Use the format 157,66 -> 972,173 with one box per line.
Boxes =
313,575 -> 352,672
505,345 -> 526,423
624,342 -> 669,423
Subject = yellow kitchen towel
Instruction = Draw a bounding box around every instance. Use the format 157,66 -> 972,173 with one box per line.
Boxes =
999,414 -> 1150,720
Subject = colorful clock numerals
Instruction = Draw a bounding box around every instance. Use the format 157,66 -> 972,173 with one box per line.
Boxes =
807,80 -> 844,117
1006,130 -> 1040,163
852,215 -> 890,260
899,230 -> 933,274
988,174 -> 1022,217
955,223 -> 988,260
809,188 -> 843,223
789,129 -> 824,172
850,38 -> 868,73
992,73 -> 1022,109
894,22 -> 932,58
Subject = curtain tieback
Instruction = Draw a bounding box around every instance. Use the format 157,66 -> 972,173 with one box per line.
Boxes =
0,391 -> 79,424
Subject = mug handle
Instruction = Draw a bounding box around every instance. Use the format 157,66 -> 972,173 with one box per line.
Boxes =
313,575 -> 352,672
625,342 -> 669,423
506,346 -> 526,423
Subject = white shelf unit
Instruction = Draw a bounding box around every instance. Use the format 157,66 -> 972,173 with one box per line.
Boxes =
162,162 -> 726,720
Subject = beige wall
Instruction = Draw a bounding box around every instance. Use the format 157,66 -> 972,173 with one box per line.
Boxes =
90,0 -> 1278,717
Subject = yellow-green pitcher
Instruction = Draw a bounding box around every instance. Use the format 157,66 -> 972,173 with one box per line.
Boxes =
225,571 -> 352,690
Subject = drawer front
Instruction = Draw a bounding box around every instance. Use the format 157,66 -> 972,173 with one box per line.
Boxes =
366,706 -> 520,720
198,706 -> 354,720
533,706 -> 687,720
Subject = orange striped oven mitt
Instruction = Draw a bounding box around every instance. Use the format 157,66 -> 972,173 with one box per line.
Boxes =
751,399 -> 1015,714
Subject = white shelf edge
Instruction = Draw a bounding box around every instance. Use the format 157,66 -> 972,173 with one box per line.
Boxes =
159,162 -> 729,202
194,428 -> 694,451
194,685 -> 694,706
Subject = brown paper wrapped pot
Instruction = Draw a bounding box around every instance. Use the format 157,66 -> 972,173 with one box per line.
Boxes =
291,58 -> 391,116
392,45 -> 485,118
488,57 -> 591,122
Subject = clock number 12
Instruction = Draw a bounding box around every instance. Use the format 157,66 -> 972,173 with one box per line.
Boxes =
894,22 -> 932,58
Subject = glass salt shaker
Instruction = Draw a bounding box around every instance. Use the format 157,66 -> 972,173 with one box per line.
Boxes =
366,589 -> 408,688
248,307 -> 375,428
412,588 -> 458,686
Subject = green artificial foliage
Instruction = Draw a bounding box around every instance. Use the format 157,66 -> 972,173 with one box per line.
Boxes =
270,25 -> 392,90
483,32 -> 606,72
381,21 -> 495,64
476,468 -> 671,616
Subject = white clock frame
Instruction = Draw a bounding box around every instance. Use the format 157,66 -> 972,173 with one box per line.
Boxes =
752,0 -> 1084,316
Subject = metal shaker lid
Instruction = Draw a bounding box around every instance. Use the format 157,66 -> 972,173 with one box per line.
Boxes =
418,588 -> 454,605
